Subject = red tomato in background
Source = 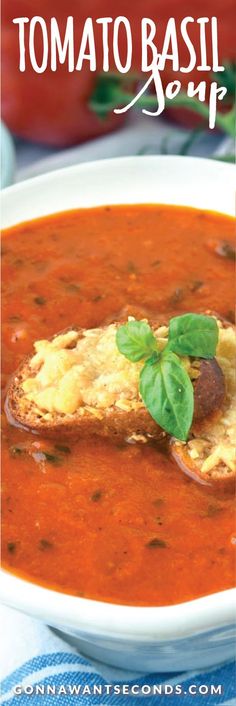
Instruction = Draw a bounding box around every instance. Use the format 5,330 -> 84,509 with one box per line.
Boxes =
1,0 -> 235,146
1,2 -> 126,146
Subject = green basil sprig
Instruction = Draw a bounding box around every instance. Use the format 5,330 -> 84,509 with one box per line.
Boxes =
116,314 -> 218,441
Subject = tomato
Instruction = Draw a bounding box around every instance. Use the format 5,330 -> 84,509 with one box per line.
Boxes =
1,4 -> 123,146
2,0 -> 235,145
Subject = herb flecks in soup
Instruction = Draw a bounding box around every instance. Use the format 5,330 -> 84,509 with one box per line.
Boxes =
2,205 -> 235,606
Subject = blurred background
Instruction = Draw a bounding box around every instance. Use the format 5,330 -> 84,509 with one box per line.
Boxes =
1,0 -> 235,187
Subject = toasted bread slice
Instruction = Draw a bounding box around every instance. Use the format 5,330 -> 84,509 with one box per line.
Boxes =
171,322 -> 236,488
6,318 -> 226,443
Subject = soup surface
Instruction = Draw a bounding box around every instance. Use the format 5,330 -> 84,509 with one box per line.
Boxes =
1,204 -> 235,605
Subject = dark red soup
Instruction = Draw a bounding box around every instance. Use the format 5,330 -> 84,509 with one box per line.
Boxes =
1,204 -> 235,605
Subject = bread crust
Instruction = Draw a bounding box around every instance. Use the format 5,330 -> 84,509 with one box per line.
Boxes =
170,318 -> 236,488
5,322 -> 225,443
6,362 -> 165,442
5,324 -> 164,442
171,438 -> 235,490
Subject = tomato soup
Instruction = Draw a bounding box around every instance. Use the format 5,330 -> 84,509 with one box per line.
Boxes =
1,204 -> 235,606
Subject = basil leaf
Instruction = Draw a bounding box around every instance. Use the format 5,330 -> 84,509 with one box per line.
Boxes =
139,351 -> 194,441
168,313 -> 218,358
116,320 -> 157,362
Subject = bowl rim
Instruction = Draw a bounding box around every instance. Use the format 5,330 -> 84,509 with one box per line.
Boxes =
2,155 -> 235,227
1,569 -> 235,641
1,154 -> 235,641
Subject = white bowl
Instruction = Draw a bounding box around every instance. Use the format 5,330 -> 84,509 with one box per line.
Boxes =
1,156 -> 235,672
